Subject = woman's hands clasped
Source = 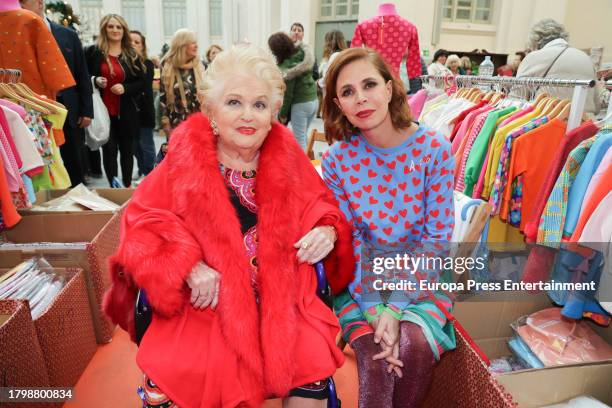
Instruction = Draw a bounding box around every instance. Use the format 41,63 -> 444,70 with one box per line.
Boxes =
294,226 -> 337,264
371,312 -> 404,378
186,261 -> 221,310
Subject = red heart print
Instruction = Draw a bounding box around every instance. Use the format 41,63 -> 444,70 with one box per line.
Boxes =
369,222 -> 378,230
339,142 -> 349,150
351,139 -> 359,147
369,196 -> 379,204
416,217 -> 424,225
354,190 -> 363,198
436,195 -> 445,204
341,164 -> 349,172
389,215 -> 399,223
404,194 -> 413,203
351,163 -> 361,171
415,192 -> 423,200
338,194 -> 348,201
399,209 -> 408,217
365,145 -> 373,153
397,153 -> 407,162
363,210 -> 373,219
441,167 -> 450,176
430,209 -> 439,218
376,157 -> 385,166
361,158 -> 371,166
436,221 -> 445,230
431,183 -> 441,192
412,148 -> 422,157
413,205 -> 421,214
384,201 -> 394,210
411,229 -> 421,235
363,185 -> 373,193
329,173 -> 338,181
378,185 -> 388,193
386,161 -> 396,170
350,175 -> 360,184
349,150 -> 358,158
383,174 -> 393,182
445,208 -> 450,216
389,188 -> 397,197
368,169 -> 378,178
377,237 -> 388,245
399,236 -> 408,243
398,182 -> 407,191
412,177 -> 421,186
379,210 -> 388,219
329,161 -> 336,168
383,227 -> 393,236
442,150 -> 449,161
416,134 -> 425,144
350,202 -> 360,209
335,154 -> 344,161
431,139 -> 441,148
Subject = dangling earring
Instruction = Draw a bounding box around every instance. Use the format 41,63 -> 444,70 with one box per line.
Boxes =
211,119 -> 219,136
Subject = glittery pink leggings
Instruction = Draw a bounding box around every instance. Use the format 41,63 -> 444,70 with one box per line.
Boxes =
351,322 -> 435,408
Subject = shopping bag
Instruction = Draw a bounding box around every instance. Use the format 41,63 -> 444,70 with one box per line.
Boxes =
85,77 -> 110,150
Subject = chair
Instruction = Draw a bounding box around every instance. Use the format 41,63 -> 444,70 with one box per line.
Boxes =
306,129 -> 330,160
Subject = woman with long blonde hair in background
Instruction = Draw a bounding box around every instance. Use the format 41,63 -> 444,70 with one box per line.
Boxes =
85,14 -> 145,187
159,28 -> 206,139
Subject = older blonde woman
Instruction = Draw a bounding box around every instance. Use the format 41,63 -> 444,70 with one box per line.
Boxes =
104,44 -> 355,407
159,28 -> 206,138
445,54 -> 461,75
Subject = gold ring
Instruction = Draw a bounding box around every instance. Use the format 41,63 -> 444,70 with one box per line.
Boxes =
301,242 -> 310,250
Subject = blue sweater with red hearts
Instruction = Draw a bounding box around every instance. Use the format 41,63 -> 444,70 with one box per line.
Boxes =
322,124 -> 455,326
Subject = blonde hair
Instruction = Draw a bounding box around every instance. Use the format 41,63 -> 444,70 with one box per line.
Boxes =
202,44 -> 285,115
445,54 -> 461,70
206,44 -> 223,63
97,14 -> 141,75
460,56 -> 472,70
160,29 -> 204,107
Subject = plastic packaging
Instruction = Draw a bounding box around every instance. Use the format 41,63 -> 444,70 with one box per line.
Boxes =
479,56 -> 495,77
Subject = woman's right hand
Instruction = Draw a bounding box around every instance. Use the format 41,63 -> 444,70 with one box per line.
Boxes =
186,261 -> 221,310
95,76 -> 108,88
163,124 -> 172,138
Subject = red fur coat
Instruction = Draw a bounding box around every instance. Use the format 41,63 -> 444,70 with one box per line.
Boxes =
103,114 -> 355,407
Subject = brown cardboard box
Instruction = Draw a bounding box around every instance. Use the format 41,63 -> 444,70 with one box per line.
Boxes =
21,188 -> 133,215
0,209 -> 124,343
0,300 -> 52,408
453,293 -> 612,407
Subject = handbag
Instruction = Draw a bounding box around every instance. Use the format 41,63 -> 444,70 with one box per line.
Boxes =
134,289 -> 152,346
85,77 -> 110,150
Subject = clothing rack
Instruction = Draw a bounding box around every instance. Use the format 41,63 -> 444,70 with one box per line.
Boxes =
420,74 -> 596,131
0,68 -> 22,83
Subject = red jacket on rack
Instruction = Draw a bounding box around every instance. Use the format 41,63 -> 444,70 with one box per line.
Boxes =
103,114 -> 355,407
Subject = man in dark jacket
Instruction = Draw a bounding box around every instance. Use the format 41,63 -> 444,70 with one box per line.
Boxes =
21,0 -> 94,187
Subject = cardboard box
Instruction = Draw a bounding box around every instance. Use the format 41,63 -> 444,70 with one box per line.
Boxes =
21,188 -> 133,215
0,299 -> 52,408
453,293 -> 612,407
0,210 -> 124,343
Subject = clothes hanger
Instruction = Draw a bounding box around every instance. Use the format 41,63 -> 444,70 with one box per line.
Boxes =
549,99 -> 570,119
8,70 -> 60,113
0,70 -> 51,114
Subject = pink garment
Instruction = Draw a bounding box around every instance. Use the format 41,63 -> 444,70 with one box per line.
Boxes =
0,124 -> 22,192
517,308 -> 612,367
455,111 -> 490,191
451,105 -> 492,155
498,105 -> 534,128
0,99 -> 27,119
473,150 -> 490,199
0,107 -> 22,170
580,148 -> 612,215
351,14 -> 421,79
408,89 -> 427,119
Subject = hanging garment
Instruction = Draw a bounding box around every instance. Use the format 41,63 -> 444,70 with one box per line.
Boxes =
523,121 -> 599,242
0,106 -> 43,174
0,9 -> 75,98
351,13 -> 421,79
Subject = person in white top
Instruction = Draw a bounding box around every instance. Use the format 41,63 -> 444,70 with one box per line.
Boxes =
517,19 -> 601,114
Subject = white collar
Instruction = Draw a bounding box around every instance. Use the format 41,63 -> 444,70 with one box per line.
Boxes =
542,38 -> 568,49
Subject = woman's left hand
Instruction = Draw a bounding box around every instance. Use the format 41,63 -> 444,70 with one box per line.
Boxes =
294,226 -> 337,264
110,84 -> 125,95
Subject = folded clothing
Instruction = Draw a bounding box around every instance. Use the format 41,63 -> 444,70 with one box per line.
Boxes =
515,307 -> 612,367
